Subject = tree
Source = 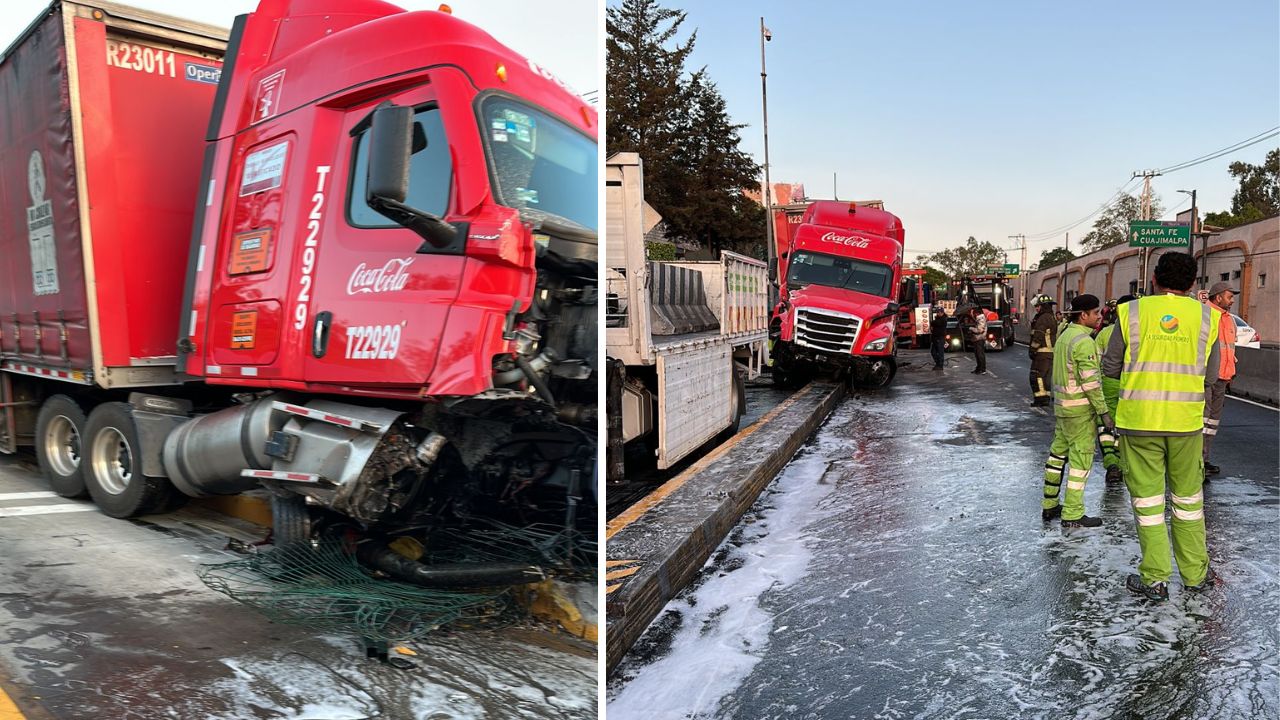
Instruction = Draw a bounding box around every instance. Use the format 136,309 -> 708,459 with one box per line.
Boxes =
921,265 -> 947,289
1079,193 -> 1161,253
606,0 -> 764,258
663,75 -> 764,256
1035,246 -> 1076,270
921,236 -> 1005,280
1204,148 -> 1279,228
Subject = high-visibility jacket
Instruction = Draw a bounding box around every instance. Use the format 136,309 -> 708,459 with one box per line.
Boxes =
1216,310 -> 1237,381
1053,324 -> 1108,419
1094,323 -> 1119,416
1116,294 -> 1220,433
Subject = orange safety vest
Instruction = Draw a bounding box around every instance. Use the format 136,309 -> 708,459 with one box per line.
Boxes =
1217,310 -> 1237,381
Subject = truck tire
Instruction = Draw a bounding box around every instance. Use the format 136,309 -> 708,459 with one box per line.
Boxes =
35,395 -> 88,498
83,402 -> 178,518
863,358 -> 897,388
724,366 -> 746,436
271,492 -> 312,549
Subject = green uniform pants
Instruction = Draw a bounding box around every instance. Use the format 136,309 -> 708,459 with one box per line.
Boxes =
1098,424 -> 1120,471
1120,434 -> 1210,586
1042,414 -> 1095,520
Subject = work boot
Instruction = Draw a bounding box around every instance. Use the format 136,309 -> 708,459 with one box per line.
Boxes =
1041,505 -> 1061,521
1105,466 -> 1123,484
1204,462 -> 1221,476
1186,567 -> 1218,593
1126,574 -> 1169,602
1061,515 -> 1102,529
1032,397 -> 1050,407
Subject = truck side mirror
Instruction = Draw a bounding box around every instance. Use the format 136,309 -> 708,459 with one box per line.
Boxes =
364,103 -> 456,249
367,105 -> 414,204
884,301 -> 900,316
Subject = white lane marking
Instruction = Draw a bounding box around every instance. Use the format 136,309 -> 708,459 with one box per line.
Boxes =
0,491 -> 60,500
1227,395 -> 1278,412
0,504 -> 96,518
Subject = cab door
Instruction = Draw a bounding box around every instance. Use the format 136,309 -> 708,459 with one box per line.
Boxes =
301,83 -> 470,390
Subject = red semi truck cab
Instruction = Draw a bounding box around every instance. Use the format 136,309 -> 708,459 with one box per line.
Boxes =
0,0 -> 597,559
770,200 -> 905,387
181,0 -> 597,400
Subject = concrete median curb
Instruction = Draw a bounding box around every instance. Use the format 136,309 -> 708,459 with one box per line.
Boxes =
1230,346 -> 1279,406
604,381 -> 846,675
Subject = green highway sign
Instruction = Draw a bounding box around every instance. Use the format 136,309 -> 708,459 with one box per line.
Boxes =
1129,221 -> 1190,248
985,263 -> 1021,277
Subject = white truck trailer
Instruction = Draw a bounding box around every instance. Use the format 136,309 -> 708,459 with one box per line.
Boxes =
604,154 -> 769,484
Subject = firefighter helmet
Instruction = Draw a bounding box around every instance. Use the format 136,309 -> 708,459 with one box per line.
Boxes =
1033,294 -> 1056,307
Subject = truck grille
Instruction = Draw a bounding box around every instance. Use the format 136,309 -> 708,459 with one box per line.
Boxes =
795,307 -> 861,354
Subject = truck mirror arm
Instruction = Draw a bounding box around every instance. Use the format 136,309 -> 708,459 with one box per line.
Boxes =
368,195 -> 458,248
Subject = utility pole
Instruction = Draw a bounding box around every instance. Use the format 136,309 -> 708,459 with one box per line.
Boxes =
833,172 -> 837,201
1008,234 -> 1027,315
759,18 -> 776,302
1133,169 -> 1162,294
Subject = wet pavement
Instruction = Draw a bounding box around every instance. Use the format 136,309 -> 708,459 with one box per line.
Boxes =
0,454 -> 596,720
608,348 -> 1280,719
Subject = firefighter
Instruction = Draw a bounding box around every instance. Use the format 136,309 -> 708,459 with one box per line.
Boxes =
1027,295 -> 1058,406
1041,294 -> 1110,528
1102,253 -> 1220,601
1093,295 -> 1135,483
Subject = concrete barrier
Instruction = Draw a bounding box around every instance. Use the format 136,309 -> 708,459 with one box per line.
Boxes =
604,382 -> 846,675
1230,346 -> 1279,406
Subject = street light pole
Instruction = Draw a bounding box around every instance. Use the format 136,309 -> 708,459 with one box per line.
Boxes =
1178,189 -> 1201,287
760,18 -> 776,297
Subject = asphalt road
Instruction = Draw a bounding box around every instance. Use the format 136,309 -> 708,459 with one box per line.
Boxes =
0,453 -> 596,720
608,347 -> 1279,719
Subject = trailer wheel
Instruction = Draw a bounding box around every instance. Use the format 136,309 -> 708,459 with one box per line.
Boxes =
720,365 -> 747,439
83,402 -> 178,518
35,395 -> 88,498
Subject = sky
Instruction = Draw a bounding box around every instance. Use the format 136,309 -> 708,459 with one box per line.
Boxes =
632,0 -> 1280,266
0,0 -> 598,100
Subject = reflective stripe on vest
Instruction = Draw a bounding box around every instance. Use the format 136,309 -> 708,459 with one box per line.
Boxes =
1116,295 -> 1220,433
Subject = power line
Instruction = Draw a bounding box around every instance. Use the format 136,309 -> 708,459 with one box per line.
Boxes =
1023,126 -> 1279,244
1024,178 -> 1141,241
1158,126 -> 1279,174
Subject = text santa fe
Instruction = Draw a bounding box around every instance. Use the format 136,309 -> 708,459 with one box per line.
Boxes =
347,258 -> 413,295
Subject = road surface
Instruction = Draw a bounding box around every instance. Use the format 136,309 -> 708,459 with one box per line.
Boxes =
0,453 -> 596,720
608,347 -> 1279,720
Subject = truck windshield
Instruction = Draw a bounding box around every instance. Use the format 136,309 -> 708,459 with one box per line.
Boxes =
480,96 -> 597,232
789,251 -> 893,297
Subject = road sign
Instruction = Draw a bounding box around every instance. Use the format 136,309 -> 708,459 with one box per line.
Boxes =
1129,221 -> 1190,248
985,263 -> 1020,277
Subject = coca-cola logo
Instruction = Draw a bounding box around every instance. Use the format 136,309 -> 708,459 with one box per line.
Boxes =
347,258 -> 414,295
819,232 -> 870,248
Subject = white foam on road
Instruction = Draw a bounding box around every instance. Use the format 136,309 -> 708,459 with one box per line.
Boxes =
608,409 -> 856,719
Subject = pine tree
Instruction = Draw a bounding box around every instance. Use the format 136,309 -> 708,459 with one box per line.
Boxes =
606,0 -> 764,258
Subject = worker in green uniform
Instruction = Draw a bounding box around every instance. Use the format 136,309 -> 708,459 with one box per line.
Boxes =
1093,295 -> 1136,484
1027,295 -> 1057,407
1103,253 -> 1220,601
1041,294 -> 1110,528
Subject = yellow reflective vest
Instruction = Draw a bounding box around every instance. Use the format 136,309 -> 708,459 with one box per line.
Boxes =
1116,294 -> 1220,433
